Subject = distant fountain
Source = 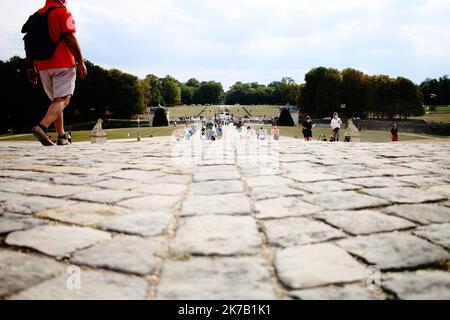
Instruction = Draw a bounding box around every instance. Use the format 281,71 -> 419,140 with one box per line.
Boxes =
346,118 -> 361,142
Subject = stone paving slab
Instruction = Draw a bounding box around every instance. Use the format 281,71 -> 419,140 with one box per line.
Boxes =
36,203 -> 133,227
11,270 -> 149,300
363,187 -> 446,204
0,195 -> 77,215
290,286 -> 380,300
276,244 -> 368,289
305,191 -> 390,211
382,271 -> 450,300
100,211 -> 172,237
171,215 -> 261,256
0,213 -> 47,234
315,210 -> 416,235
118,195 -> 181,212
1,135 -> 449,300
382,204 -> 450,225
157,257 -> 277,300
6,225 -> 111,259
255,197 -> 323,219
337,233 -> 450,270
188,180 -> 245,196
413,224 -> 450,249
70,190 -> 144,205
264,217 -> 346,247
71,236 -> 164,276
181,194 -> 252,216
0,250 -> 65,298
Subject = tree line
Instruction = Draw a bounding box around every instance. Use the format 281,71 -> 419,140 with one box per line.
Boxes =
1,55 -> 449,133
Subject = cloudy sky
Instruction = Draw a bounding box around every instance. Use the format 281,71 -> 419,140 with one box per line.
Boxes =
1,0 -> 449,88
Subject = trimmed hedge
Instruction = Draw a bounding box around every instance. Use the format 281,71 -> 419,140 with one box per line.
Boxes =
277,108 -> 295,126
152,108 -> 169,127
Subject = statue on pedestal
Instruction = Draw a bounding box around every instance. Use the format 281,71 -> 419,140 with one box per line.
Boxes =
90,119 -> 107,144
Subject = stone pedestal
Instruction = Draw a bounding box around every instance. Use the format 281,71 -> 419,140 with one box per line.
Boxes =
90,119 -> 107,144
347,119 -> 361,142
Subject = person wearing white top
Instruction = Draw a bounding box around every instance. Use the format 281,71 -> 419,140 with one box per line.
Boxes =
330,112 -> 343,142
258,127 -> 266,141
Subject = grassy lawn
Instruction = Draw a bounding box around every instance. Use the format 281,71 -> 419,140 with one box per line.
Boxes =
167,106 -> 450,124
411,113 -> 450,124
244,106 -> 280,118
2,124 -> 447,144
168,106 -> 205,119
1,126 -> 183,143
199,105 -> 280,118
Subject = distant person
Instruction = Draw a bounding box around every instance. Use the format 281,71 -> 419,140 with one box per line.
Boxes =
258,127 -> 266,141
67,131 -> 72,144
25,0 -> 87,146
391,123 -> 399,142
184,124 -> 192,140
302,116 -> 314,141
244,126 -> 254,140
271,127 -> 280,141
344,133 -> 352,143
318,134 -> 327,142
216,125 -> 223,137
201,127 -> 206,140
330,112 -> 342,142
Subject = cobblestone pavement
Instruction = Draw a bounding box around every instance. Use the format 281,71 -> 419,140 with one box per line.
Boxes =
0,128 -> 449,300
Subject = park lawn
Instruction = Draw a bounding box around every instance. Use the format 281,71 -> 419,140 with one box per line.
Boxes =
243,106 -> 280,118
259,125 -> 445,143
411,113 -> 450,124
2,125 -> 446,144
1,126 -> 183,143
166,105 -> 281,120
168,106 -> 205,119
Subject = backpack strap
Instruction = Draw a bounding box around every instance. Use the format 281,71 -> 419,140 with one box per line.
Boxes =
44,6 -> 68,48
44,6 -> 65,15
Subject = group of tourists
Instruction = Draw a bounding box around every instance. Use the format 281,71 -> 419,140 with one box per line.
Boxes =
241,126 -> 280,142
302,113 -> 401,142
200,121 -> 223,141
301,112 -> 344,142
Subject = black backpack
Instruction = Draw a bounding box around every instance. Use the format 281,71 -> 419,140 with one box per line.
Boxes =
21,6 -> 65,61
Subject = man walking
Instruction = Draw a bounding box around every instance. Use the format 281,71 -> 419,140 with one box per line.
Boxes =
330,112 -> 343,142
25,0 -> 87,146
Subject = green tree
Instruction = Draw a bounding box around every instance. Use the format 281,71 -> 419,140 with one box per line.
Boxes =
368,75 -> 395,119
194,81 -> 224,105
161,76 -> 181,106
341,68 -> 371,118
279,77 -> 301,106
139,78 -> 151,109
301,67 -> 342,117
107,69 -> 144,118
181,85 -> 196,105
145,74 -> 164,106
186,78 -> 201,88
394,77 -> 424,119
75,60 -> 111,119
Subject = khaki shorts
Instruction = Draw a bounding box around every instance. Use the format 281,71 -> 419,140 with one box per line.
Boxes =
39,68 -> 76,101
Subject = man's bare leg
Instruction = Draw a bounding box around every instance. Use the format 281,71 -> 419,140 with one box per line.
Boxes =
40,96 -> 71,130
54,115 -> 65,137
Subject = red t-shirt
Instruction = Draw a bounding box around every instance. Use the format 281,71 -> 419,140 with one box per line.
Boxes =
35,0 -> 76,71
